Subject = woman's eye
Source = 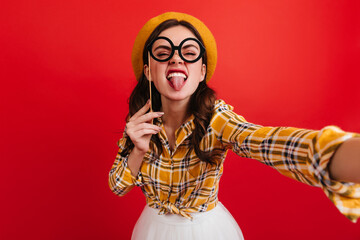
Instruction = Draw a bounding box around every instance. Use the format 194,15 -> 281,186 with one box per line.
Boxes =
155,51 -> 170,58
182,50 -> 198,56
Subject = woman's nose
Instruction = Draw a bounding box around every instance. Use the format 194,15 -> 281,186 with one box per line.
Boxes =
169,50 -> 183,64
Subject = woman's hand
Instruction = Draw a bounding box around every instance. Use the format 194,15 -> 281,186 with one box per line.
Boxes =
329,137 -> 360,183
125,100 -> 163,154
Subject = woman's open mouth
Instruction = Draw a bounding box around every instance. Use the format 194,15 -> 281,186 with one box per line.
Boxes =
166,71 -> 188,91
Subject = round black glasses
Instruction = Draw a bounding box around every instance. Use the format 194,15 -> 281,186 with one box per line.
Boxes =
147,36 -> 206,63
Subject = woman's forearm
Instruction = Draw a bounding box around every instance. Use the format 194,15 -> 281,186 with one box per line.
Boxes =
329,137 -> 360,183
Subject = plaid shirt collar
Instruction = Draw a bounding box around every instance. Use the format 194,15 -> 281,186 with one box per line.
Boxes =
155,114 -> 195,155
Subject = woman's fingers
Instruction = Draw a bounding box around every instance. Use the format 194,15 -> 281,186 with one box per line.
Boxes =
134,128 -> 161,136
126,122 -> 162,140
136,111 -> 164,124
129,100 -> 164,125
130,100 -> 151,120
127,123 -> 161,135
125,100 -> 164,152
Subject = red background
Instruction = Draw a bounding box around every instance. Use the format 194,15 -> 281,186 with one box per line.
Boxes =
1,1 -> 360,239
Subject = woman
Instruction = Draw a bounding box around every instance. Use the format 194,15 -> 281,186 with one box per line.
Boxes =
109,12 -> 360,240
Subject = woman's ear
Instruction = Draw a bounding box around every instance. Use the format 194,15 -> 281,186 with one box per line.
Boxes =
200,64 -> 206,82
144,64 -> 150,81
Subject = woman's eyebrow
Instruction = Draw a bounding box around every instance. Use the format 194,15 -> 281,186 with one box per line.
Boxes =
154,45 -> 171,51
182,44 -> 199,50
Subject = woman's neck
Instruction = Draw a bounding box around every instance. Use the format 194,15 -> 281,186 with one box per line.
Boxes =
160,97 -> 191,131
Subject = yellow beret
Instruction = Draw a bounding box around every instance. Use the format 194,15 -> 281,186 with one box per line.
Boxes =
131,12 -> 217,83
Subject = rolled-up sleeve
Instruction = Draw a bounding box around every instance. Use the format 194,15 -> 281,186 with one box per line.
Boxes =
212,100 -> 360,222
108,137 -> 143,197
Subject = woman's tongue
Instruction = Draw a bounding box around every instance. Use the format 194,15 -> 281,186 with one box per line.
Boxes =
169,76 -> 186,91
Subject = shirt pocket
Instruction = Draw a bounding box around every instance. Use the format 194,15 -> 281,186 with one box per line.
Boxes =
186,158 -> 204,179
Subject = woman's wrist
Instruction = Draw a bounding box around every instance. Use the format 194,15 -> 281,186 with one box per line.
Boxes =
132,146 -> 147,156
127,147 -> 147,177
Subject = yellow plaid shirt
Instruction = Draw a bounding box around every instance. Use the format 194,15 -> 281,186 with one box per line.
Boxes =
109,99 -> 360,222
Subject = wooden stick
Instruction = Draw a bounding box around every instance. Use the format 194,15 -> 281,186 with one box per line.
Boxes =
148,52 -> 152,113
148,52 -> 154,125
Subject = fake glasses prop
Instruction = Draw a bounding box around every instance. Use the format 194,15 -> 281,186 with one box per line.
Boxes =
147,37 -> 205,63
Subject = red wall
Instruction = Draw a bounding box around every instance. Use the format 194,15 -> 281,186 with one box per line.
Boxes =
1,1 -> 359,239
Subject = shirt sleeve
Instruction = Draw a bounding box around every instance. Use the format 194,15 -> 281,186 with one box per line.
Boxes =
108,136 -> 143,197
211,100 -> 360,223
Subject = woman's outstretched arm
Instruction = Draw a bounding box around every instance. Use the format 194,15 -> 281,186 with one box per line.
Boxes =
210,99 -> 360,222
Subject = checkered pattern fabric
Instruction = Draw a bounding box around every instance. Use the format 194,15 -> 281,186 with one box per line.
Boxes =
109,99 -> 360,222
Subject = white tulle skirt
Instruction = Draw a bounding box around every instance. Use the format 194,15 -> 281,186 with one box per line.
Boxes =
131,202 -> 244,240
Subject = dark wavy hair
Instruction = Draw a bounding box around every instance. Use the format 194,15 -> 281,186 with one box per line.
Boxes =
121,19 -> 221,164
